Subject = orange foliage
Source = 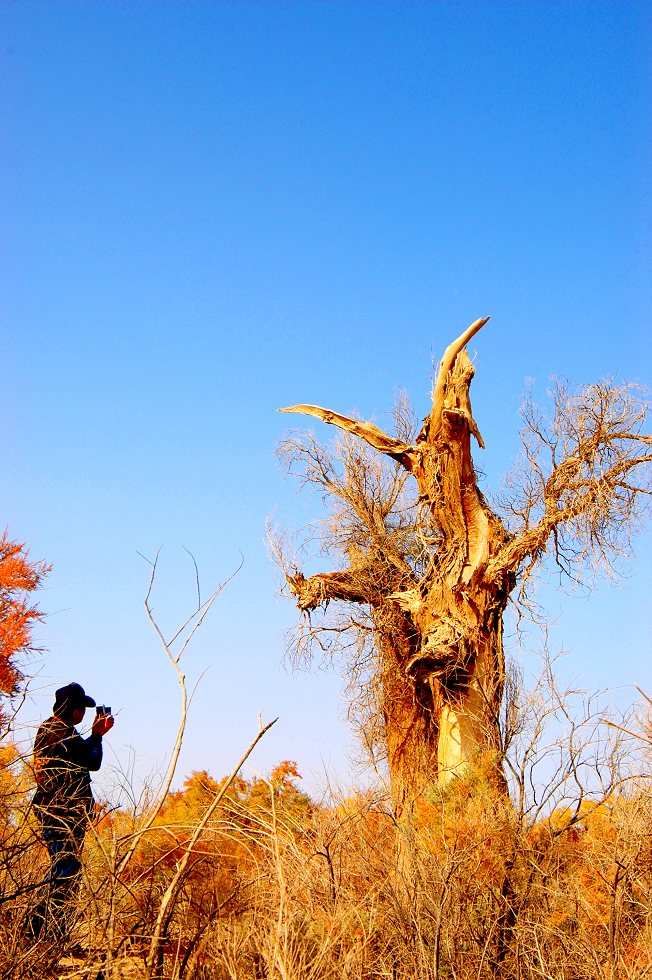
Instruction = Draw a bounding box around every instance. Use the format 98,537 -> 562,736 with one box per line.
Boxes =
118,761 -> 314,913
0,741 -> 22,834
0,529 -> 50,696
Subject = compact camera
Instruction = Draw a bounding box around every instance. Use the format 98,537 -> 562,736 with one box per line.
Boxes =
95,705 -> 112,717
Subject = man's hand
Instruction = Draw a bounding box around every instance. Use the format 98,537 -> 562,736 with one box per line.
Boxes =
92,713 -> 115,737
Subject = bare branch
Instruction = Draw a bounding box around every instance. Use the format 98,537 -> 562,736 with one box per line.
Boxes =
145,717 -> 278,974
279,404 -> 416,470
115,555 -> 240,879
490,379 -> 652,590
287,567 -> 374,612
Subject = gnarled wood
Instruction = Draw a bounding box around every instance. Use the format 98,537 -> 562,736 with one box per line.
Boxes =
279,319 -> 652,811
287,568 -> 371,611
279,404 -> 416,469
281,319 -> 505,806
426,315 -> 490,444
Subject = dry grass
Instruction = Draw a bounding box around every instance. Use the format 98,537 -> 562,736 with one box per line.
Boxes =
2,743 -> 652,980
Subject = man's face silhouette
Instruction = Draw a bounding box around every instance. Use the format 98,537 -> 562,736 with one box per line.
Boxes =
69,706 -> 85,726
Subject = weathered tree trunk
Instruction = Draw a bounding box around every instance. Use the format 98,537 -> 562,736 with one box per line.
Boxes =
384,334 -> 513,802
282,318 -> 514,806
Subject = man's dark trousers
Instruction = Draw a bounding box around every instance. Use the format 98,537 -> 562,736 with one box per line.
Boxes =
29,815 -> 86,942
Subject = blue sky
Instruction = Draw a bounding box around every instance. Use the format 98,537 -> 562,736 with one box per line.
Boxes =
2,1 -> 650,800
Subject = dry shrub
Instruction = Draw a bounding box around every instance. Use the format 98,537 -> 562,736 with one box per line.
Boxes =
1,738 -> 652,979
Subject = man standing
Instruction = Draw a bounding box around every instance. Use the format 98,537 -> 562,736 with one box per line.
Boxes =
30,682 -> 114,944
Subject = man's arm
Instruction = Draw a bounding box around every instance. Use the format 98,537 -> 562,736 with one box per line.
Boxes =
67,715 -> 114,772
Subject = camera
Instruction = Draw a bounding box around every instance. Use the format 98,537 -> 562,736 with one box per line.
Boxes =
95,705 -> 112,717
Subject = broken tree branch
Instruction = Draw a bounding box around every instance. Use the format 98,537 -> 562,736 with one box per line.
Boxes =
426,316 -> 490,440
278,405 -> 416,470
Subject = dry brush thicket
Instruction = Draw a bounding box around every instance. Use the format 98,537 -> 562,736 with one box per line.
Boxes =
1,698 -> 652,980
2,624 -> 652,979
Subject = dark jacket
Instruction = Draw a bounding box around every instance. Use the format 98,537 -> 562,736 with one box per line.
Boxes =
32,715 -> 103,828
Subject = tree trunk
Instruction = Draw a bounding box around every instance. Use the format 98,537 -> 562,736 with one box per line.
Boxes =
389,344 -> 514,800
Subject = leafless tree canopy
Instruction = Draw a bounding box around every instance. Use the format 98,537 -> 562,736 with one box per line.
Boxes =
498,378 -> 651,594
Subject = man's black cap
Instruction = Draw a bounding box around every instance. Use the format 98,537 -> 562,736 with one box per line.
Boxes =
54,682 -> 96,713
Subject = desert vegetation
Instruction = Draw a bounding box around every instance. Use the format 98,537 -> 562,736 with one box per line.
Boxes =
1,662 -> 652,980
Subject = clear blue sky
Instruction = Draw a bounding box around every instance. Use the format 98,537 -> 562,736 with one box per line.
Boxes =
2,1 -> 650,801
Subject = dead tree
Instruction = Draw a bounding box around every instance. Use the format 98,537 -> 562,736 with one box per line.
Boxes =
277,317 -> 651,810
